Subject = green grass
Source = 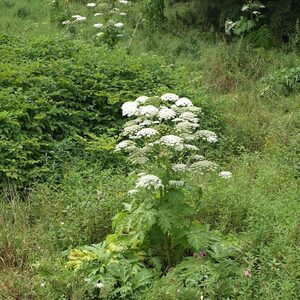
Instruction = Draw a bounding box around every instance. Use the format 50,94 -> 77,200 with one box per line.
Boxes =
0,0 -> 299,299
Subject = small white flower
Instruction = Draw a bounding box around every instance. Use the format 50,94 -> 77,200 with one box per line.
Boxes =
62,20 -> 71,25
169,180 -> 185,188
115,140 -> 136,152
172,163 -> 187,172
197,130 -> 218,143
114,22 -> 124,28
189,160 -> 218,173
139,105 -> 159,118
123,124 -> 141,136
96,32 -> 104,37
179,112 -> 199,123
184,144 -> 199,151
128,189 -> 138,195
40,282 -> 46,287
159,135 -> 183,150
119,12 -> 127,16
119,0 -> 130,4
87,3 -> 96,7
122,101 -> 139,117
192,154 -> 205,161
135,96 -> 149,104
136,174 -> 163,190
95,282 -> 104,288
158,107 -> 176,120
135,128 -> 159,138
94,13 -> 103,16
73,16 -> 87,22
175,97 -> 193,107
161,93 -> 179,102
219,171 -> 232,179
176,121 -> 199,133
72,15 -> 82,19
117,34 -> 124,38
93,23 -> 103,28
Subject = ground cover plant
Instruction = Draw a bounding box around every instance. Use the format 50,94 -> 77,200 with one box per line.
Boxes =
0,0 -> 299,299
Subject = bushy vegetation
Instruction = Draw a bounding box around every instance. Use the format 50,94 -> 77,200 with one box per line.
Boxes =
0,0 -> 299,299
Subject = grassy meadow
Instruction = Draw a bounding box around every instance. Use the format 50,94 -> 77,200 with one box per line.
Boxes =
0,0 -> 299,299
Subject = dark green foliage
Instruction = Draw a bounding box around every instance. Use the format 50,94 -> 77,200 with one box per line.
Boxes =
0,34 -> 175,187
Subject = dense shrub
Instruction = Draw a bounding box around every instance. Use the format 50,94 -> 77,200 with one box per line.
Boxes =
0,34 -> 175,187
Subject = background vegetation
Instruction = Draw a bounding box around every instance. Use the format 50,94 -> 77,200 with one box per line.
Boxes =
0,0 -> 299,299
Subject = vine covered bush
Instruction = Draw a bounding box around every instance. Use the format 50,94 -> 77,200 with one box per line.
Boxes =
0,34 -> 175,187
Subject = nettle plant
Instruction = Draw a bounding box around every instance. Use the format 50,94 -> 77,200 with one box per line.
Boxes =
68,93 -> 220,298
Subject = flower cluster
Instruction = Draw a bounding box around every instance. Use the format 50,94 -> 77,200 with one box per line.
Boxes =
116,93 -> 219,191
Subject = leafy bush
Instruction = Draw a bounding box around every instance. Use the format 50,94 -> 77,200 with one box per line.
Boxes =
0,34 -> 175,187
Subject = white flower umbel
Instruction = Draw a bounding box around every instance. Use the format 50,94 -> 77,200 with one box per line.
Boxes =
62,20 -> 71,25
172,163 -> 187,172
135,128 -> 159,139
176,121 -> 199,133
197,130 -> 218,143
136,174 -> 163,190
184,144 -> 199,151
122,101 -> 139,117
159,135 -> 183,150
119,0 -> 130,4
115,140 -> 137,152
175,97 -> 193,107
135,96 -> 149,104
94,13 -> 103,16
161,93 -> 179,102
119,12 -> 127,16
114,22 -> 124,28
179,112 -> 199,123
158,107 -> 176,121
123,124 -> 142,136
93,23 -> 103,28
169,180 -> 185,188
73,16 -> 87,22
95,282 -> 104,289
192,155 -> 205,161
139,105 -> 159,118
189,160 -> 218,173
87,3 -> 96,7
72,15 -> 82,19
96,32 -> 104,37
219,171 -> 232,179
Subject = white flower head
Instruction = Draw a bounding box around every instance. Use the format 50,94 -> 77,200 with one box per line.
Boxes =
158,107 -> 176,120
176,121 -> 199,133
87,3 -> 96,7
192,155 -> 205,161
139,105 -> 159,118
159,135 -> 183,149
96,32 -> 104,37
73,16 -> 87,22
175,97 -> 193,107
72,15 -> 82,19
189,160 -> 218,173
119,0 -> 130,4
128,189 -> 138,195
119,12 -> 127,16
197,130 -> 218,143
95,282 -> 104,289
172,163 -> 187,172
135,96 -> 149,104
122,101 -> 139,117
219,171 -> 232,179
123,124 -> 141,136
184,144 -> 199,151
115,140 -> 136,152
136,174 -> 163,190
135,128 -> 159,139
169,180 -> 185,188
114,22 -> 124,28
62,20 -> 71,25
161,93 -> 179,102
179,112 -> 199,123
93,23 -> 103,28
94,13 -> 103,16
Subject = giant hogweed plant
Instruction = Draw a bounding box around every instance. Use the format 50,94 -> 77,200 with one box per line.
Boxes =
67,93 -> 221,298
